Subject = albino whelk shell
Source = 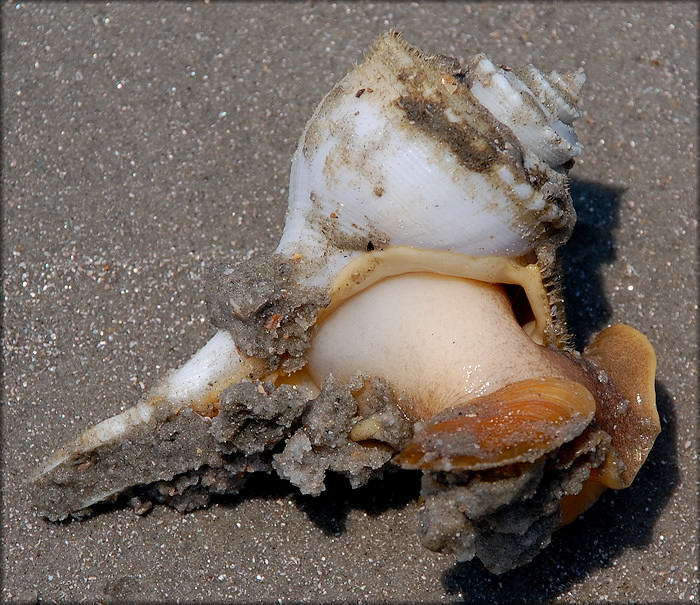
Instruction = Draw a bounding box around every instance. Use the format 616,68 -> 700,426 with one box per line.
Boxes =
29,32 -> 660,574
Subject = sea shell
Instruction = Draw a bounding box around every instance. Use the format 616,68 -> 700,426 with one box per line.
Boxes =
28,32 -> 660,574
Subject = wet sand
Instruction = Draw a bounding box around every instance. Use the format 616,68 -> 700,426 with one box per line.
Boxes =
3,2 -> 697,602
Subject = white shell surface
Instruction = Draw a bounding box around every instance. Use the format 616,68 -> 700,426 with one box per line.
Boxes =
276,33 -> 582,287
469,55 -> 585,168
280,98 -> 530,255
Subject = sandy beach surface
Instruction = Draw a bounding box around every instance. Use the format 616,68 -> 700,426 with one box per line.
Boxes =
3,2 -> 697,602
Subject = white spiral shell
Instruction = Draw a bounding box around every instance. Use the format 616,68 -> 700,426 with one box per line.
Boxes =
29,34 -> 659,578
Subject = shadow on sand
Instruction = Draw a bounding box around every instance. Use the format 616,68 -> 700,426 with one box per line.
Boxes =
560,178 -> 622,349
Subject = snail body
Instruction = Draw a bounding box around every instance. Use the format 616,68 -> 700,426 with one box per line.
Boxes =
29,33 -> 659,573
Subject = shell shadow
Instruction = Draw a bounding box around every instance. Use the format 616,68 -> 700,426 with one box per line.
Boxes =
218,466 -> 422,537
292,468 -> 422,535
560,178 -> 624,349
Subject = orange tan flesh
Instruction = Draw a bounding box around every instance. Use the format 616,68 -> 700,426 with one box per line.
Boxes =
559,469 -> 609,525
583,324 -> 660,487
394,377 -> 596,472
550,324 -> 660,523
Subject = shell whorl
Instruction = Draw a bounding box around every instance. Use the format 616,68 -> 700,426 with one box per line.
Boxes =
277,32 -> 584,277
468,54 -> 585,168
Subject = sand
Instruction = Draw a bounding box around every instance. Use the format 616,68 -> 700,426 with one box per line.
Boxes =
3,2 -> 697,602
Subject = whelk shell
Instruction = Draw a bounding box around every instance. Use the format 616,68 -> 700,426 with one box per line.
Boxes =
28,32 -> 660,574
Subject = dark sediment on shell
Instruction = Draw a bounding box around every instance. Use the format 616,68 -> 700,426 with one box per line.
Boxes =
272,375 -> 412,495
362,31 -> 578,253
30,368 -> 616,575
417,426 -> 612,573
30,375 -> 412,522
29,405 -> 229,521
205,254 -> 330,373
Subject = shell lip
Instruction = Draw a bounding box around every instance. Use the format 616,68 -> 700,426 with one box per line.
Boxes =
321,246 -> 554,346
